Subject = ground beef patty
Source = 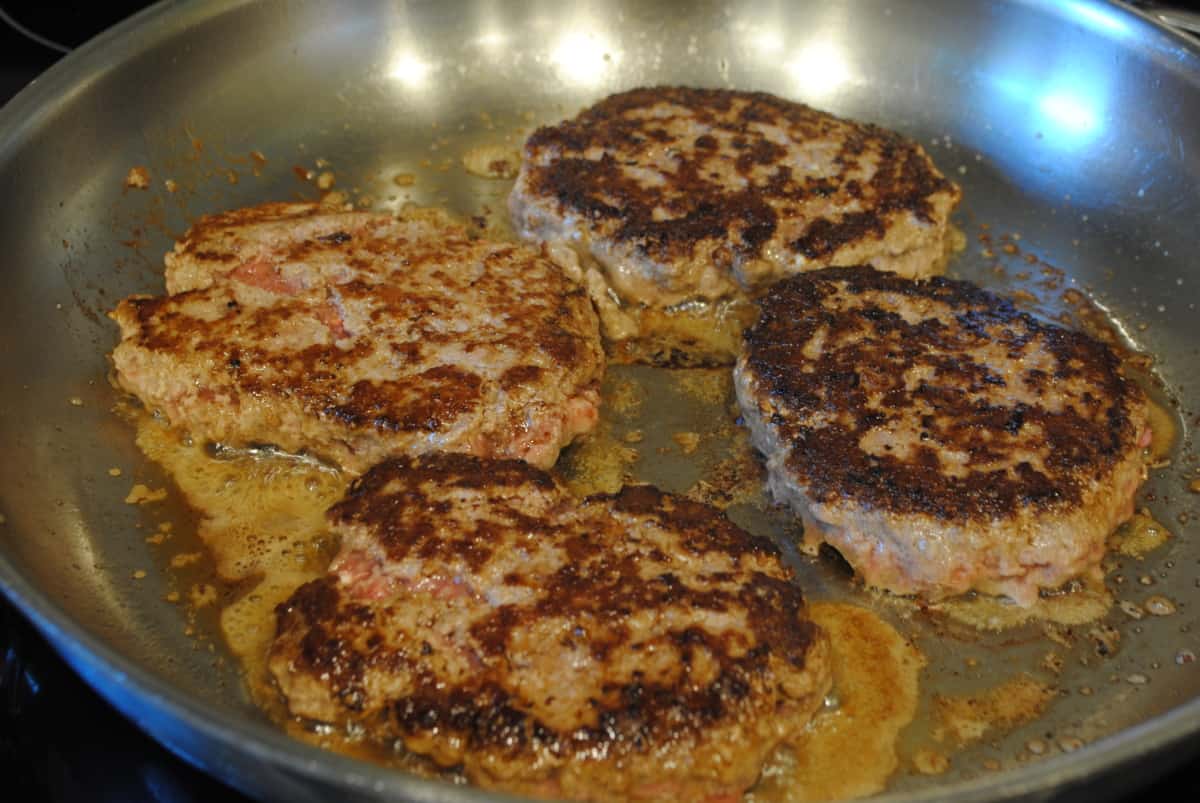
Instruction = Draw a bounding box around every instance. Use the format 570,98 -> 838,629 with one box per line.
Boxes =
110,203 -> 603,473
269,454 -> 831,802
735,267 -> 1150,606
510,86 -> 960,365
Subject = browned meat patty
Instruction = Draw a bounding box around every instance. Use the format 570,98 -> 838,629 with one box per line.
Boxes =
510,86 -> 961,365
735,267 -> 1150,606
269,454 -> 831,801
110,203 -> 603,473
162,201 -> 409,295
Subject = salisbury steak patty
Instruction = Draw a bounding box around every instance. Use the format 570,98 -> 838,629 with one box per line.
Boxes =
110,203 -> 603,472
735,267 -> 1150,606
510,87 -> 960,364
269,454 -> 831,801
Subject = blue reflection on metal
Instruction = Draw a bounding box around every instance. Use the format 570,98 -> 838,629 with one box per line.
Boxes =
22,665 -> 40,695
961,20 -> 1119,204
1038,92 -> 1101,137
987,71 -> 1107,148
966,2 -> 1129,168
1062,0 -> 1130,37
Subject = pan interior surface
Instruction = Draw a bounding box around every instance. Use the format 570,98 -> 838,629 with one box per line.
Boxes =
0,1 -> 1198,801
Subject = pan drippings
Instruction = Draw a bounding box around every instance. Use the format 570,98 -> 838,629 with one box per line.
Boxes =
129,406 -> 928,800
120,343 -> 1189,800
747,603 -> 924,802
130,411 -> 345,701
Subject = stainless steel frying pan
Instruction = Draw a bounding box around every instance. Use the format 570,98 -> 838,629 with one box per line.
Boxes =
1,1 -> 1199,800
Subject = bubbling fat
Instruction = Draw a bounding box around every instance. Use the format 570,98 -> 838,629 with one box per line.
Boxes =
129,409 -> 926,800
747,603 -> 925,802
120,363 -> 1171,800
1143,396 -> 1177,467
132,411 -> 347,692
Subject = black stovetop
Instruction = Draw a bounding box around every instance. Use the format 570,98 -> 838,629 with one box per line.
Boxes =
0,3 -> 1197,801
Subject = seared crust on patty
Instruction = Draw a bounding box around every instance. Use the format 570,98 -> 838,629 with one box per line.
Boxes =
163,201 -> 405,295
111,203 -> 604,473
269,454 -> 831,801
735,267 -> 1149,605
510,87 -> 960,364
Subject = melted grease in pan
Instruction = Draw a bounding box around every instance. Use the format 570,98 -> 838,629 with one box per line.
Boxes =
1142,396 -> 1178,468
928,585 -> 1114,631
129,411 -> 447,774
125,407 -> 931,798
1109,512 -> 1173,558
127,396 -> 932,798
748,603 -> 925,802
130,411 -> 346,697
118,325 -> 1176,800
931,675 -> 1057,747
